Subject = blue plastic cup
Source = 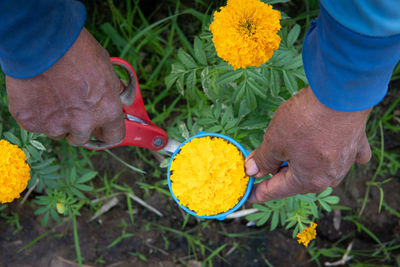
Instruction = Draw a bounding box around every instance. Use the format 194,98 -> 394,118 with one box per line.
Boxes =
167,132 -> 255,221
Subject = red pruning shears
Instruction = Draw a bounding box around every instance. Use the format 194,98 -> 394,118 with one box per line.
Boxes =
84,57 -> 180,155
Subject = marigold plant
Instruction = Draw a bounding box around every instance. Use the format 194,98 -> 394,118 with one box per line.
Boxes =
0,139 -> 31,203
297,222 -> 317,247
209,0 -> 281,69
170,137 -> 248,216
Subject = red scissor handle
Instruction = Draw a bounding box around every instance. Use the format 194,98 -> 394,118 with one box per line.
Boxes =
83,57 -> 168,151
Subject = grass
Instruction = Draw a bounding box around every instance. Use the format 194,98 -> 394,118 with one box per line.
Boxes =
0,0 -> 399,266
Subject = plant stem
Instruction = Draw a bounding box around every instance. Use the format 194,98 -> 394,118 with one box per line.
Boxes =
359,121 -> 384,217
72,214 -> 83,267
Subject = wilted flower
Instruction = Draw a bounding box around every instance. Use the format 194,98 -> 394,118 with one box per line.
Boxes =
56,202 -> 66,214
0,139 -> 31,203
209,0 -> 281,69
297,222 -> 317,247
170,137 -> 248,216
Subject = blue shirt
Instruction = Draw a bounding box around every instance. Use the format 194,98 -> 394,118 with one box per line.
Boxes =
303,1 -> 400,111
0,0 -> 86,79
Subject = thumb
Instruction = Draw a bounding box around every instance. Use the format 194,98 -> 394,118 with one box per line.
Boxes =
356,134 -> 371,164
245,138 -> 283,178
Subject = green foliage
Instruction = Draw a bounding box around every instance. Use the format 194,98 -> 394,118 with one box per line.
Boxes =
246,187 -> 339,238
164,7 -> 337,239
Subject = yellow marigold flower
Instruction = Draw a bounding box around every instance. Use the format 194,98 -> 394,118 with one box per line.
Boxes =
297,222 -> 317,247
0,139 -> 31,204
209,0 -> 281,69
170,137 -> 248,216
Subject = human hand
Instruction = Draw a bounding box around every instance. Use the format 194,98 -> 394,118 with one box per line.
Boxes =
5,28 -> 125,146
245,86 -> 371,203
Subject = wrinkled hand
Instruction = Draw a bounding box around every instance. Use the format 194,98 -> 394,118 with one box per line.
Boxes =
245,86 -> 371,203
5,28 -> 125,146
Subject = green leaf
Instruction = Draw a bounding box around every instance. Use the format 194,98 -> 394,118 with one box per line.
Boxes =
37,165 -> 60,175
32,158 -> 55,170
270,70 -> 281,97
245,212 -> 265,221
318,200 -> 332,212
20,128 -> 28,144
285,54 -> 303,70
101,23 -> 128,50
77,171 -> 97,183
296,194 -> 316,202
70,187 -> 85,199
30,140 -> 46,151
34,206 -> 50,215
4,131 -> 21,146
41,212 -> 50,227
270,211 -> 279,230
318,187 -> 333,198
256,211 -> 271,226
74,184 -> 93,192
207,125 -> 223,133
246,69 -> 267,83
193,37 -> 207,65
271,50 -> 293,67
26,145 -> 41,160
282,70 -> 298,95
287,24 -> 301,47
221,107 -> 232,126
216,70 -> 243,85
186,70 -> 196,96
233,80 -> 246,103
239,117 -> 268,130
245,87 -> 257,110
322,196 -> 340,205
285,219 -> 297,230
264,0 -> 289,4
247,79 -> 266,99
224,119 -> 238,131
177,49 -> 197,69
197,118 -> 217,125
165,74 -> 178,89
213,103 -> 222,119
253,204 -> 271,212
176,75 -> 185,95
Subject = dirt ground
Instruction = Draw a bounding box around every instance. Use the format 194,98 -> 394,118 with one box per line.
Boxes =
1,133 -> 399,267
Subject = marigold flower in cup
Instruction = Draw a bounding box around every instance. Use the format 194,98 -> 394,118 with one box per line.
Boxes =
169,137 -> 249,216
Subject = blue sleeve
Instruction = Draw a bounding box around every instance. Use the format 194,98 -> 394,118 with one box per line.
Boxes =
302,1 -> 400,112
0,0 -> 86,79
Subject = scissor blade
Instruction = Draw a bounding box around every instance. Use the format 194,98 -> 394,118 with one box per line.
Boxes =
160,138 -> 181,156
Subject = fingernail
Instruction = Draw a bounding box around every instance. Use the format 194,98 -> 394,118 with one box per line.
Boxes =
245,158 -> 259,176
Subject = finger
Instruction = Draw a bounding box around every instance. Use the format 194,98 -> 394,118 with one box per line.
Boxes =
248,167 -> 330,203
329,178 -> 343,188
93,116 -> 125,145
245,139 -> 283,178
47,133 -> 67,140
66,123 -> 94,146
355,135 -> 371,164
66,132 -> 93,146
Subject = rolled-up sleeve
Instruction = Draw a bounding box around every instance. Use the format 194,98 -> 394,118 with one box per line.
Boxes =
0,0 -> 86,79
302,1 -> 400,111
